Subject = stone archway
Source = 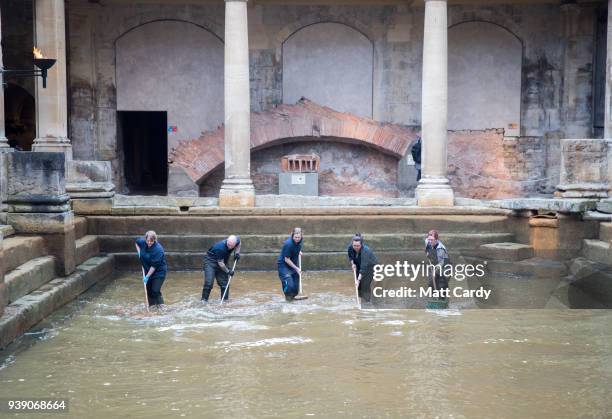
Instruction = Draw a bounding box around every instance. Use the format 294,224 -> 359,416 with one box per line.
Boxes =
169,99 -> 417,193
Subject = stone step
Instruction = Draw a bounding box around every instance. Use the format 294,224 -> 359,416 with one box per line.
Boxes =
2,236 -> 47,272
75,235 -> 100,266
582,239 -> 611,266
567,257 -> 612,307
463,256 -> 567,278
99,232 -> 514,254
0,255 -> 115,349
86,214 -> 511,235
600,222 -> 612,243
74,216 -> 88,240
4,256 -> 56,304
0,225 -> 15,238
477,242 -> 534,261
113,250 -> 433,271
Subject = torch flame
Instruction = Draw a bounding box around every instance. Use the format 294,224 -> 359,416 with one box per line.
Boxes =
33,47 -> 44,59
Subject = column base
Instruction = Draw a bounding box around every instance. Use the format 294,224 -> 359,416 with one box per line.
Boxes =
32,138 -> 73,160
416,177 -> 454,206
0,137 -> 11,152
219,178 -> 255,207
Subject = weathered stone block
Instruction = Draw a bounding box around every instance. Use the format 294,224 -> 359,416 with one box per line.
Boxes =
219,184 -> 255,207
7,152 -> 69,212
0,153 -> 8,213
479,242 -> 534,261
5,256 -> 56,304
72,198 -> 113,215
7,211 -> 74,234
556,139 -> 611,198
495,198 -> 597,213
597,199 -> 612,214
600,223 -> 612,243
66,160 -> 115,199
582,239 -> 611,266
2,236 -> 47,272
279,172 -> 318,196
75,235 -> 99,265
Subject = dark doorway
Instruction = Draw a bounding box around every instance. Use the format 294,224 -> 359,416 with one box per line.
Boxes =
118,111 -> 168,195
4,83 -> 36,150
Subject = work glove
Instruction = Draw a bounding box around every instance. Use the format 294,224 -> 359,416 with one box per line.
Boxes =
228,269 -> 235,277
235,253 -> 241,261
143,274 -> 150,284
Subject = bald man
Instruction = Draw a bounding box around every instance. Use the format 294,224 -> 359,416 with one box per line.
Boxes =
201,235 -> 241,301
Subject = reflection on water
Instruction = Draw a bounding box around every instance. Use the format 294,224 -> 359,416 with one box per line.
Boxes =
1,271 -> 612,418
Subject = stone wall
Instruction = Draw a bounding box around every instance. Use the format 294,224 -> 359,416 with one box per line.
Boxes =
201,140 -> 400,197
197,129 -> 548,200
62,0 -> 597,195
448,130 -> 547,199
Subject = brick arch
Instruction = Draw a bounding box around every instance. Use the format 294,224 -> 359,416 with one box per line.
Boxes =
169,99 -> 416,185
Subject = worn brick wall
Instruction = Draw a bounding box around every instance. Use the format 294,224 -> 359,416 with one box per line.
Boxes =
199,130 -> 548,200
200,140 -> 400,198
447,130 -> 547,199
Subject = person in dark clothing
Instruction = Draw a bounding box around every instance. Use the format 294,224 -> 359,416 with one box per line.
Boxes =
201,235 -> 241,302
411,137 -> 422,182
349,234 -> 378,304
347,233 -> 363,273
425,229 -> 451,299
135,231 -> 168,306
277,227 -> 303,301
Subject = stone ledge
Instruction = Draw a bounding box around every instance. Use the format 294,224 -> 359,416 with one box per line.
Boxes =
492,198 -> 598,213
479,242 -> 534,261
597,199 -> 612,214
0,255 -> 114,349
5,256 -> 56,304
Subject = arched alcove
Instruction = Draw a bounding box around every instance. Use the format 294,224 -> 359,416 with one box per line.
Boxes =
448,21 -> 522,136
282,22 -> 374,118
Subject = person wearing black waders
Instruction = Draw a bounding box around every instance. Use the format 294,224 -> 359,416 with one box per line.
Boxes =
348,234 -> 378,306
425,229 -> 451,309
277,227 -> 304,302
135,231 -> 168,307
201,235 -> 241,302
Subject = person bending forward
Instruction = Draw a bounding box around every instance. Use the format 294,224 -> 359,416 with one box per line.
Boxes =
135,231 -> 168,306
201,235 -> 241,301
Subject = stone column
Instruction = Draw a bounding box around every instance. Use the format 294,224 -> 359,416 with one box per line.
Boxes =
0,5 -> 10,151
416,0 -> 454,206
606,0 -> 612,138
218,0 -> 255,207
32,0 -> 72,160
0,231 -> 6,317
561,1 -> 594,138
0,6 -> 11,224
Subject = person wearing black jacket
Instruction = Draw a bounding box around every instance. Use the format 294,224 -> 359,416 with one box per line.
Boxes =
348,234 -> 378,304
411,137 -> 422,182
201,235 -> 241,301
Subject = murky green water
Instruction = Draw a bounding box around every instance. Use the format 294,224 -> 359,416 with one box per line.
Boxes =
1,272 -> 612,418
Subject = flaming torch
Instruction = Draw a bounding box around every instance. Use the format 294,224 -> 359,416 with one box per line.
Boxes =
32,47 -> 56,88
0,46 -> 56,88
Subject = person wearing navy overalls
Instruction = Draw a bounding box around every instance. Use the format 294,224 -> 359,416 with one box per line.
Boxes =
201,235 -> 241,301
135,231 -> 168,306
277,227 -> 303,301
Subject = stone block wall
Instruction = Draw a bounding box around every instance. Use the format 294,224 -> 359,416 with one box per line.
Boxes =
63,0 -> 591,195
